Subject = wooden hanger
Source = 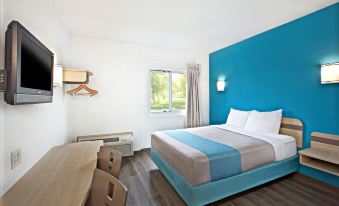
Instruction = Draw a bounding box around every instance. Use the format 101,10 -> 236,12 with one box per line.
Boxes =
67,84 -> 98,97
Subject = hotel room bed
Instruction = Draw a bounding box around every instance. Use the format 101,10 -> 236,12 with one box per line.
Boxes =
151,117 -> 303,206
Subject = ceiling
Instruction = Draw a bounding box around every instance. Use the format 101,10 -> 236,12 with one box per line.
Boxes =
54,0 -> 337,52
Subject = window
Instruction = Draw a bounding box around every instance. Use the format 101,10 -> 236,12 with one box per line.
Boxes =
150,69 -> 187,112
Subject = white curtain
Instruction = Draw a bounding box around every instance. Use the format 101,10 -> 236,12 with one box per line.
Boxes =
186,63 -> 202,128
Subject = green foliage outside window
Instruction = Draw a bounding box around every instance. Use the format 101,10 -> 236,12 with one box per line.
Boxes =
172,73 -> 187,110
151,70 -> 186,111
151,72 -> 169,110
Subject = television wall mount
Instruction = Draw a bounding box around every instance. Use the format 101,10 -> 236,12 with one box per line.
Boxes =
0,70 -> 6,92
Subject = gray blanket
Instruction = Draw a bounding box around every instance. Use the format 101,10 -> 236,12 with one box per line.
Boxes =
151,126 -> 275,186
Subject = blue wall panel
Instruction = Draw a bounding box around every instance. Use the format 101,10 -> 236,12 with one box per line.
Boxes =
209,3 -> 339,186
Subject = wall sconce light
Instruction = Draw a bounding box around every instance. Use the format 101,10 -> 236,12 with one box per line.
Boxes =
321,63 -> 339,84
217,80 -> 226,92
53,64 -> 63,87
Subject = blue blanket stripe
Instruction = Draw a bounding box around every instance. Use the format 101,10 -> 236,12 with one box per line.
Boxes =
163,130 -> 242,181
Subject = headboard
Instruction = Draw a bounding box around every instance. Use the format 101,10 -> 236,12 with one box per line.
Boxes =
280,117 -> 304,148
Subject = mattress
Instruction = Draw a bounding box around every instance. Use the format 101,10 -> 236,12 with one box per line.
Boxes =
151,125 -> 296,186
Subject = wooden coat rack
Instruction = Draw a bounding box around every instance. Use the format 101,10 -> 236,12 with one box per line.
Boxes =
66,84 -> 98,96
63,69 -> 99,97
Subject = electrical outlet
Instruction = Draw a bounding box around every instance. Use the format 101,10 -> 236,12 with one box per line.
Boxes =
11,149 -> 21,169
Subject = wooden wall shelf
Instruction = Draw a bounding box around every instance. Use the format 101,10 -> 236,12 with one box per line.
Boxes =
299,132 -> 339,176
63,69 -> 93,84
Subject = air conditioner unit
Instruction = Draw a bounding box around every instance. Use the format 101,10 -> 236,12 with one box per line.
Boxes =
77,132 -> 134,157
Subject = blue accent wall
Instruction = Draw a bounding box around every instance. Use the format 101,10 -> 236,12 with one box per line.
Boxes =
209,3 -> 339,187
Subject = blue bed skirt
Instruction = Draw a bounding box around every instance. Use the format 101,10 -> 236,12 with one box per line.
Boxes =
151,149 -> 299,206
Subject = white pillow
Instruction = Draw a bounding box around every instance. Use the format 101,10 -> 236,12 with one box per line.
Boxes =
226,108 -> 252,128
244,109 -> 282,134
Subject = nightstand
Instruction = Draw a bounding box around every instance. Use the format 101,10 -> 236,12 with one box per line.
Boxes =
299,132 -> 339,176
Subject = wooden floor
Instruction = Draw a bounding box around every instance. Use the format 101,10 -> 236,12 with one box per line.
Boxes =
119,150 -> 339,206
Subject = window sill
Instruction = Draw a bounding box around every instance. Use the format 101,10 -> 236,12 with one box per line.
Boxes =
150,111 -> 186,118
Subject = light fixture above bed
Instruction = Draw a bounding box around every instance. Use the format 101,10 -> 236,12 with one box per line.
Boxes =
217,80 -> 226,92
321,63 -> 339,84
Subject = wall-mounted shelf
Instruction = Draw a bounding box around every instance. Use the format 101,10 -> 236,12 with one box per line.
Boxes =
299,132 -> 339,176
63,69 -> 98,96
63,69 -> 93,84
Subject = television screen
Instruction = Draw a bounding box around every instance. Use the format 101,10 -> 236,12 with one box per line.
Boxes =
5,21 -> 54,105
21,33 -> 53,91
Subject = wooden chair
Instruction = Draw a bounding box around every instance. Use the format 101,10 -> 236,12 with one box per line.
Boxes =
97,146 -> 123,179
86,168 -> 128,206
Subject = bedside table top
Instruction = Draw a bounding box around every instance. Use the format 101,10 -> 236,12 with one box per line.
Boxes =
299,147 -> 339,164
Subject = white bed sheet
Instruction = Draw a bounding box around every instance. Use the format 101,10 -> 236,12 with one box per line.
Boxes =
215,124 -> 297,161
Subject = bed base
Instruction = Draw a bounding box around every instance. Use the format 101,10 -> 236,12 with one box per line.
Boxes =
151,149 -> 299,206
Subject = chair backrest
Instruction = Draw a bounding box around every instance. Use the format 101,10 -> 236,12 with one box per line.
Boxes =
97,146 -> 123,178
87,169 -> 128,206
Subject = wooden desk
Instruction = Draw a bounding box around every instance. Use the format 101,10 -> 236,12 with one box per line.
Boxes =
0,141 -> 103,206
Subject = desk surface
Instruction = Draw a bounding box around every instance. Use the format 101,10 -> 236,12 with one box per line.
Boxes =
0,141 -> 103,206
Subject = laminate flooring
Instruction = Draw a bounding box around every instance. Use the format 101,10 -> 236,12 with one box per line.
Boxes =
119,150 -> 339,206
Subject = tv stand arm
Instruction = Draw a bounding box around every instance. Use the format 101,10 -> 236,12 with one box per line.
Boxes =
0,70 -> 6,92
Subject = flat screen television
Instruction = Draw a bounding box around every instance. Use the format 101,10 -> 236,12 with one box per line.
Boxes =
5,21 -> 54,105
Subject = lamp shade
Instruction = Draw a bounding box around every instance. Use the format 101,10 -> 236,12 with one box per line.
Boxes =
321,63 -> 339,84
217,80 -> 226,92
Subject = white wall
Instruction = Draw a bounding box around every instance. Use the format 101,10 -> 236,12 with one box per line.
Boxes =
0,1 -> 209,195
0,0 -> 70,195
68,36 -> 209,150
